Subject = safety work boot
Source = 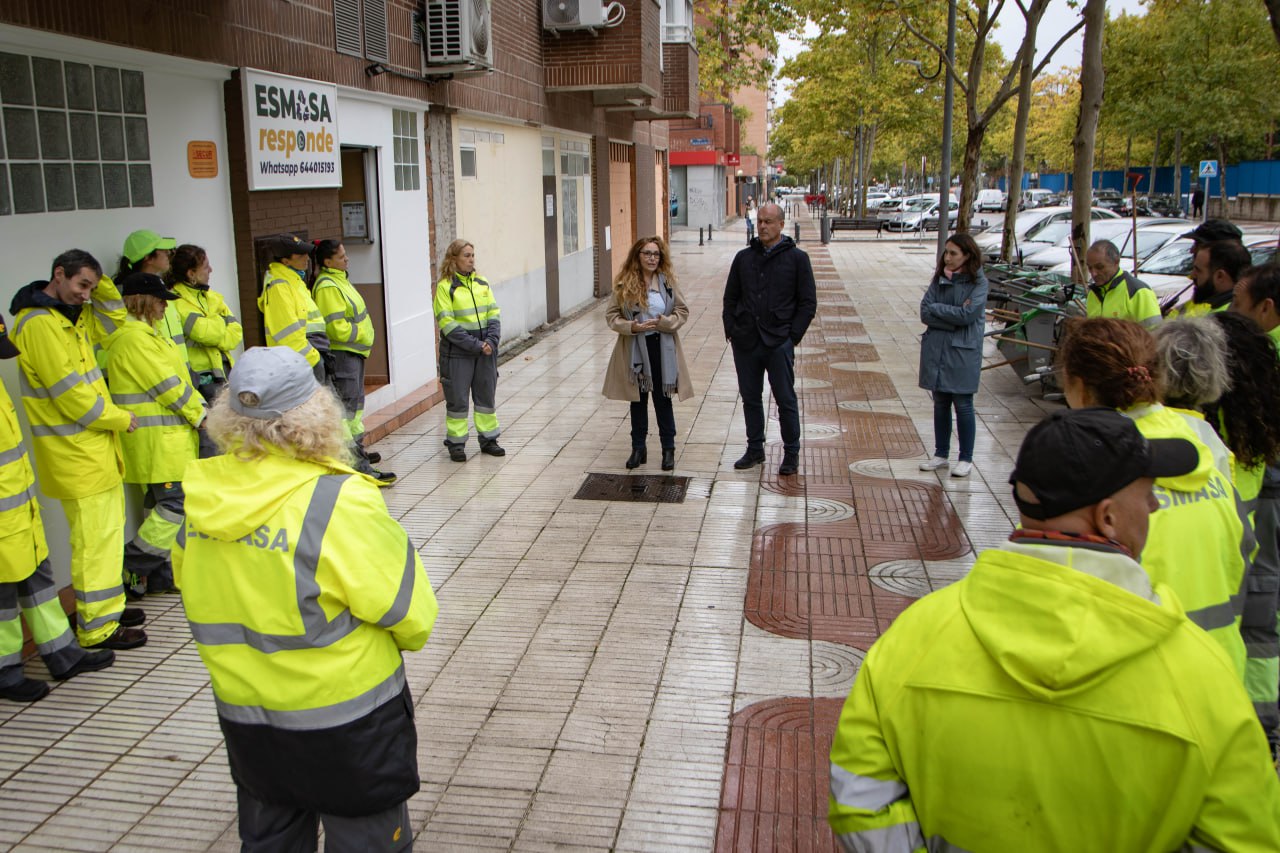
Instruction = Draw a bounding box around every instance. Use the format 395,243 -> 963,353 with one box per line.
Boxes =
372,469 -> 398,487
448,445 -> 468,463
86,626 -> 147,651
480,441 -> 506,457
52,650 -> 115,681
0,678 -> 50,703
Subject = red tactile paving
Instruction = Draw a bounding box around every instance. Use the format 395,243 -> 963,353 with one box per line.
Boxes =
716,698 -> 844,853
718,241 -> 973,851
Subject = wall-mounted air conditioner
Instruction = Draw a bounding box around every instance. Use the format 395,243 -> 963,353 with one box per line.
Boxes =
543,0 -> 625,33
424,0 -> 493,68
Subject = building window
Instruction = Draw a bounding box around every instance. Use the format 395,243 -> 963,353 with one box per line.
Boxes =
660,0 -> 695,43
460,147 -> 476,179
392,109 -> 419,191
334,0 -> 390,63
560,139 -> 591,255
0,52 -> 153,215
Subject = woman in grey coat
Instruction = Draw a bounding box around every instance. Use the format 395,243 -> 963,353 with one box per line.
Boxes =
918,233 -> 988,478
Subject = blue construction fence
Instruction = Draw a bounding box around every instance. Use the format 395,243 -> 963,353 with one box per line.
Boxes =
995,160 -> 1280,198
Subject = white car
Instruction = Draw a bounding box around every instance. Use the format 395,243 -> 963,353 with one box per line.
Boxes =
975,189 -> 1007,212
1018,218 -> 1174,270
884,196 -> 960,232
977,206 -> 1120,262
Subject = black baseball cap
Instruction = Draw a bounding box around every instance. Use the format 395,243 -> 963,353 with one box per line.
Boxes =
1009,408 -> 1199,520
1181,219 -> 1243,244
267,233 -> 309,260
0,311 -> 19,359
117,272 -> 179,301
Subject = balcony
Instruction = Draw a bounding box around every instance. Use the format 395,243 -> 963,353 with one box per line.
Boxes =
544,0 -> 662,106
624,41 -> 699,120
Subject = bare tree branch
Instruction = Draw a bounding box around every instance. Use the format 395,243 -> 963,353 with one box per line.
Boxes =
1032,19 -> 1086,78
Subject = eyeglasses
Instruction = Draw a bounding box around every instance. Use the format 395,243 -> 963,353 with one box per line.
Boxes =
639,251 -> 661,258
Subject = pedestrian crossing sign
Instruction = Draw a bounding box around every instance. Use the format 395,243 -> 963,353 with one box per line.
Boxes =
1198,160 -> 1219,179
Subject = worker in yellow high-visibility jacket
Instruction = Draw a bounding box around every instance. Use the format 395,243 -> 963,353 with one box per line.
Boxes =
259,233 -> 329,383
9,250 -> 147,651
0,312 -> 115,702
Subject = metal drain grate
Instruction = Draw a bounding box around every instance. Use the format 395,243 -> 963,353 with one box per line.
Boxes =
574,473 -> 691,503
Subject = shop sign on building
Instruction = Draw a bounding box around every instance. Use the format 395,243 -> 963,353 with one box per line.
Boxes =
243,68 -> 340,190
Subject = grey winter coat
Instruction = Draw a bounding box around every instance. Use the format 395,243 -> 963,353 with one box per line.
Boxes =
918,269 -> 989,395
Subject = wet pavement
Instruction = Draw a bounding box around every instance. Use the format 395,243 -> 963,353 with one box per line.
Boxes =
0,214 -> 1057,851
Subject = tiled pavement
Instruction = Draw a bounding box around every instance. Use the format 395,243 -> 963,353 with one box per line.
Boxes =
0,215 -> 1059,852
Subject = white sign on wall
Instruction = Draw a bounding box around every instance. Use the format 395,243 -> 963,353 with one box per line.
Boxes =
243,68 -> 340,191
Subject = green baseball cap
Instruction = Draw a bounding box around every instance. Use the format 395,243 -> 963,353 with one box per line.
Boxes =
123,229 -> 177,264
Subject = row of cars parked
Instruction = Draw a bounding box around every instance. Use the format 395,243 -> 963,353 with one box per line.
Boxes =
979,206 -> 1280,312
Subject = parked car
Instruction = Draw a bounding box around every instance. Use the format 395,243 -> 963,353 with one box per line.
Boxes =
885,196 -> 960,232
975,189 -> 1007,212
1018,218 -> 1173,270
976,206 -> 1121,262
1020,188 -> 1056,210
1092,189 -> 1125,212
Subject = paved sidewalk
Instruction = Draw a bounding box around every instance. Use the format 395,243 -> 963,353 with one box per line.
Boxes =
0,219 -> 1055,851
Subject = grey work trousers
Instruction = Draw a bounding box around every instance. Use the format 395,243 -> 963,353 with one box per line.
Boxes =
237,788 -> 412,853
440,346 -> 500,447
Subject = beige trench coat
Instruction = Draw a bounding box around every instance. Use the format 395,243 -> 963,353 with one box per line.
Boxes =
601,278 -> 695,402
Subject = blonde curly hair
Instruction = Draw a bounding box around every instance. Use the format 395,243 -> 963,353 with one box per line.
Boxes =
205,385 -> 351,466
439,239 -> 476,281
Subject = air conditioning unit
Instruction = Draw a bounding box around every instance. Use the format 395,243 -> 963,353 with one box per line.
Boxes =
424,0 -> 493,68
543,0 -> 625,32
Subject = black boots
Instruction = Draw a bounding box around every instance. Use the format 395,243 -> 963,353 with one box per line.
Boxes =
733,449 -> 766,470
661,448 -> 675,471
626,447 -> 647,469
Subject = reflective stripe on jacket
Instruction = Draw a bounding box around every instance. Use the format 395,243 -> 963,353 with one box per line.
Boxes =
103,319 -> 204,484
1129,403 -> 1247,676
11,304 -> 128,500
174,450 -> 437,730
433,272 -> 500,355
0,378 -> 48,582
828,540 -> 1280,851
313,268 -> 374,356
259,263 -> 326,367
171,283 -> 242,378
1086,270 -> 1161,327
87,275 -> 128,365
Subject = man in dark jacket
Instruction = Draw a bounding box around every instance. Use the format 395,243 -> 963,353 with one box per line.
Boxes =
722,202 -> 817,475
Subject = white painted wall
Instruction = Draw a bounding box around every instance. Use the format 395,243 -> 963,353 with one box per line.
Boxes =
0,27 -> 236,584
455,120 -> 548,339
335,91 -> 435,402
560,249 -> 596,313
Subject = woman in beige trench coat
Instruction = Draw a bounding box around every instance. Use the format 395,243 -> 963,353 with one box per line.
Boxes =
603,236 -> 694,471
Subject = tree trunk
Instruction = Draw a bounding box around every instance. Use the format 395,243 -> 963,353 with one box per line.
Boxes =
1071,0 -> 1106,287
956,125 -> 984,233
1266,0 -> 1280,49
1173,129 -> 1183,215
863,123 -> 879,217
1001,39 -> 1036,262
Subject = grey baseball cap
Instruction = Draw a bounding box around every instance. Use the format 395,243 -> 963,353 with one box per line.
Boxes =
228,347 -> 319,420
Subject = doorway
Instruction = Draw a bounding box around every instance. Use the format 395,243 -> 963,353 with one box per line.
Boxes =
339,146 -> 390,387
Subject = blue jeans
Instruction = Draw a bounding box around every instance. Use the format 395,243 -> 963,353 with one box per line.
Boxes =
631,333 -> 677,450
932,391 -> 975,462
732,338 -> 799,454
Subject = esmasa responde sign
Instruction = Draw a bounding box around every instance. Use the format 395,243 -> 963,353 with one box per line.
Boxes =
243,68 -> 341,190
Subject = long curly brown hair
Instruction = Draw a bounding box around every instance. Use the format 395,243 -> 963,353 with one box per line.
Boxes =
612,236 -> 675,310
1057,317 -> 1162,409
1204,311 -> 1280,469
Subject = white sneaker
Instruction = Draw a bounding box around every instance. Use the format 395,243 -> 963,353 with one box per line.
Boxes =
919,456 -> 949,471
951,461 -> 973,478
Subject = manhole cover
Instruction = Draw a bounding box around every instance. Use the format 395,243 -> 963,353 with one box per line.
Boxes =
574,473 -> 690,503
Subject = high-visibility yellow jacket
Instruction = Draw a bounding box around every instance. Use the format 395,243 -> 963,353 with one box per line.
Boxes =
1171,289 -> 1233,319
1086,269 -> 1161,327
174,449 -> 436,726
259,263 -> 327,368
87,274 -> 127,360
828,539 -> 1280,852
313,268 -> 374,357
102,319 -> 204,484
10,282 -> 128,499
1128,403 -> 1247,676
433,271 -> 501,356
0,377 -> 47,583
171,282 -> 242,378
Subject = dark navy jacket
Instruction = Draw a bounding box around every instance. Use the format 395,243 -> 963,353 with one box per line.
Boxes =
722,236 -> 817,349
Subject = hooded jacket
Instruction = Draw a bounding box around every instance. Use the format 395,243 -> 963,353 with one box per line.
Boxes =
0,376 -> 47,582
174,448 -> 437,815
722,235 -> 817,349
9,281 -> 129,499
1128,403 -> 1247,675
170,282 -> 241,378
829,538 -> 1280,852
918,268 -> 989,395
